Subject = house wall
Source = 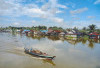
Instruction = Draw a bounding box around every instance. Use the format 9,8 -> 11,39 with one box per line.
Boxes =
66,35 -> 77,38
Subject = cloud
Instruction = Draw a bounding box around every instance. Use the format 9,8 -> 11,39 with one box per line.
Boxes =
0,0 -> 67,27
13,22 -> 20,26
70,7 -> 88,15
56,10 -> 64,13
57,4 -> 68,9
0,0 -> 12,10
51,17 -> 64,24
24,8 -> 45,15
87,16 -> 96,19
94,0 -> 100,4
36,0 -> 46,3
0,0 -> 13,15
32,20 -> 37,24
41,0 -> 67,13
66,20 -> 100,29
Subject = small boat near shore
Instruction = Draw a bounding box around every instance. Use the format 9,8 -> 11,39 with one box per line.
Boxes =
24,48 -> 56,60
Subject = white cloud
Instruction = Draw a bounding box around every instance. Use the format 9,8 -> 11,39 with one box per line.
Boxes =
56,10 -> 64,13
41,3 -> 51,11
51,17 -> 64,24
25,8 -> 45,14
70,7 -> 88,15
57,4 -> 68,9
87,16 -> 96,19
66,20 -> 100,29
36,0 -> 46,3
41,0 -> 67,13
94,0 -> 100,4
0,0 -> 67,27
32,20 -> 37,24
13,22 -> 20,26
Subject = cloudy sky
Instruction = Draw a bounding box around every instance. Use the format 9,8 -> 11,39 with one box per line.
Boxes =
0,0 -> 100,28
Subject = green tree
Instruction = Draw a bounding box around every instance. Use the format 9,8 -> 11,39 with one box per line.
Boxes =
88,24 -> 96,32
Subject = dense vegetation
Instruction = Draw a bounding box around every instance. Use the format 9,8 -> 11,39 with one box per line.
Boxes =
0,24 -> 100,33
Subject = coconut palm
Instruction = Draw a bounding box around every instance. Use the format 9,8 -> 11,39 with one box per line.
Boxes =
88,24 -> 96,32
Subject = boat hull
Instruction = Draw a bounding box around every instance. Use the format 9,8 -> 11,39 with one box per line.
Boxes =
25,49 -> 55,59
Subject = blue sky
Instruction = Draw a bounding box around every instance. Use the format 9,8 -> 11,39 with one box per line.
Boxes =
0,0 -> 100,28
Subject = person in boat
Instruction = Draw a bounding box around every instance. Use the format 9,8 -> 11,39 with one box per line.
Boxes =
31,49 -> 48,55
31,49 -> 43,55
26,48 -> 48,55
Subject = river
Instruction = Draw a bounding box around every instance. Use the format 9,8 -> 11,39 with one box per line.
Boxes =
0,33 -> 100,68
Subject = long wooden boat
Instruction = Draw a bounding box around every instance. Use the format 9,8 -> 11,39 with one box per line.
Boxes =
24,48 -> 56,60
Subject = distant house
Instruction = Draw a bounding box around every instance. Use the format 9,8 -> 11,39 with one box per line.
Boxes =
47,29 -> 54,36
65,30 -> 77,39
40,30 -> 48,35
88,32 -> 100,39
22,30 -> 30,34
48,30 -> 61,36
59,32 -> 65,37
30,30 -> 34,34
33,31 -> 43,35
65,34 -> 77,38
40,30 -> 48,33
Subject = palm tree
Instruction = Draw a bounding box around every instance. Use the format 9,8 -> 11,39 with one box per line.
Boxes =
88,24 -> 96,32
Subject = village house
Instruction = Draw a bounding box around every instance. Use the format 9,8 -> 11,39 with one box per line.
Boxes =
65,29 -> 77,39
33,30 -> 43,35
46,29 -> 54,36
59,32 -> 65,37
22,30 -> 30,34
40,30 -> 48,35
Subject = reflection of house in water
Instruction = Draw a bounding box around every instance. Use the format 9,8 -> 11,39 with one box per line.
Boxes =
94,39 -> 100,43
89,32 -> 100,39
76,38 -> 88,44
31,35 -> 45,40
59,36 -> 65,41
25,32 -> 45,40
88,40 -> 94,48
66,39 -> 78,45
88,39 -> 100,48
47,36 -> 60,41
81,39 -> 87,44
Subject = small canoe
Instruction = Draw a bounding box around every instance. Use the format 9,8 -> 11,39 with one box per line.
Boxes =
24,48 -> 56,60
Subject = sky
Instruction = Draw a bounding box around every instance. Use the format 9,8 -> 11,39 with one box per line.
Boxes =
0,0 -> 100,28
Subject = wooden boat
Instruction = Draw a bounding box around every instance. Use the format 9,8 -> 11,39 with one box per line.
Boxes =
24,48 -> 56,60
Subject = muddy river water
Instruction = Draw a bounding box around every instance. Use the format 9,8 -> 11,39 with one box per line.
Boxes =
0,33 -> 100,68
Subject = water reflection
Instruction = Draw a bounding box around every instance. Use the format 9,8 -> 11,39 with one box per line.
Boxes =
42,59 -> 56,66
0,33 -> 100,68
24,33 -> 100,49
47,36 -> 60,41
